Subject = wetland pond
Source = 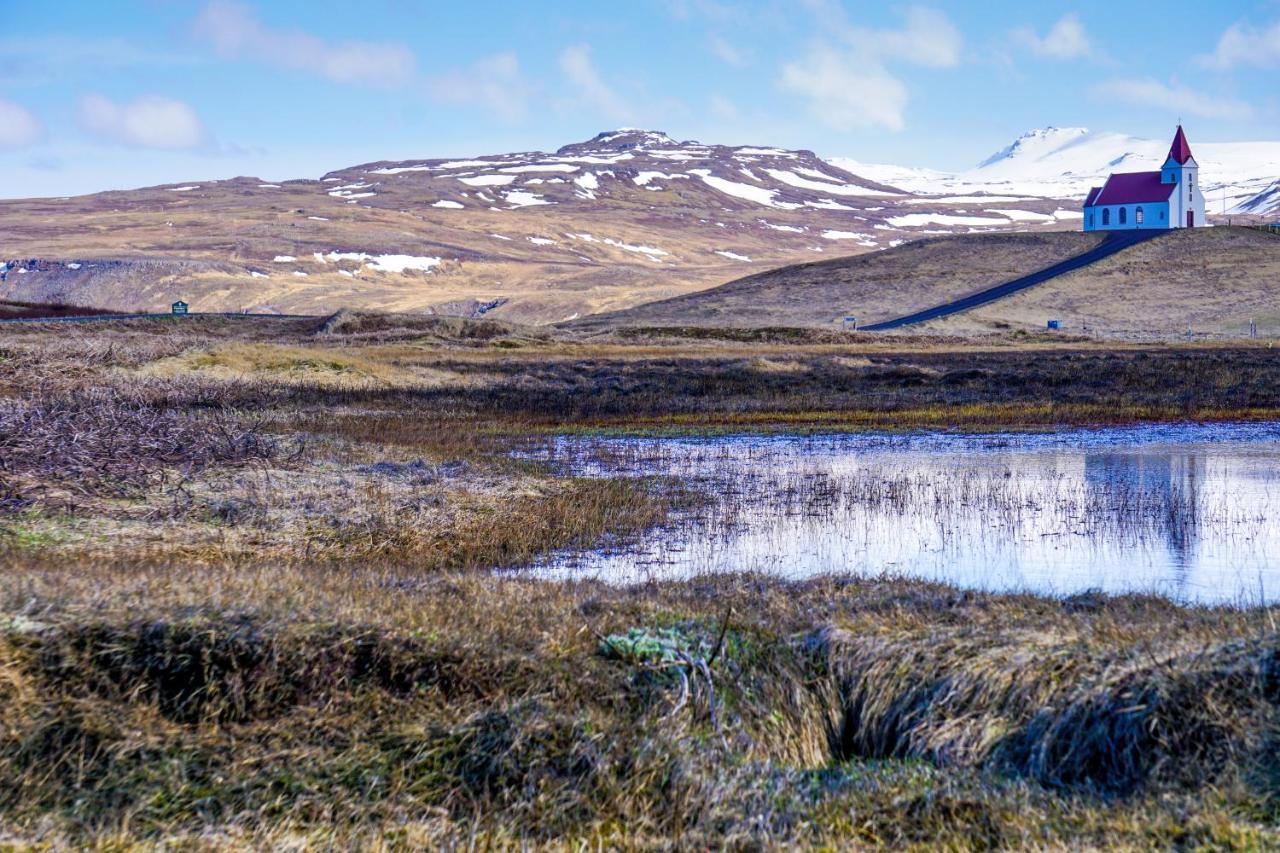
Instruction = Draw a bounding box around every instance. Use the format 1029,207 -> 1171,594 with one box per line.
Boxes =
518,422 -> 1280,604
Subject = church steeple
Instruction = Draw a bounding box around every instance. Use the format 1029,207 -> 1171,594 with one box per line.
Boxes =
1167,125 -> 1194,165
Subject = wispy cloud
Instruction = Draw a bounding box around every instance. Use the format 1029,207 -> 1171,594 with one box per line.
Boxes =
781,4 -> 962,132
0,98 -> 44,148
1093,78 -> 1253,121
192,1 -> 416,86
426,53 -> 535,123
709,34 -> 747,67
78,94 -> 211,150
0,35 -> 203,87
559,44 -> 635,123
1012,14 -> 1094,59
780,45 -> 908,132
1199,18 -> 1280,68
804,2 -> 963,68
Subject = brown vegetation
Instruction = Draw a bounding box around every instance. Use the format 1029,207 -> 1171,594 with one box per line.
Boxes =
0,313 -> 1277,847
582,227 -> 1280,341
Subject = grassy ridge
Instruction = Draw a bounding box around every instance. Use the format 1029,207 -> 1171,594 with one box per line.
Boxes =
0,313 -> 1278,847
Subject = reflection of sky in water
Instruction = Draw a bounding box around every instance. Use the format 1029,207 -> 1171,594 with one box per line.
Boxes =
515,422 -> 1280,604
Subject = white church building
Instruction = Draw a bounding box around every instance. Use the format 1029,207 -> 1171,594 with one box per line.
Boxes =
1082,125 -> 1206,231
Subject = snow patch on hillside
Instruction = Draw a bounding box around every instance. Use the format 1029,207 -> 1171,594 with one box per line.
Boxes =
690,169 -> 801,210
886,213 -> 1009,228
459,174 -> 516,187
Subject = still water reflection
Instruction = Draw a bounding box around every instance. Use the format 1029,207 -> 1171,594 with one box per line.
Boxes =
518,422 -> 1280,604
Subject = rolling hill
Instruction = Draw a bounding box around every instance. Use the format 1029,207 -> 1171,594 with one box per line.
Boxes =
573,227 -> 1280,340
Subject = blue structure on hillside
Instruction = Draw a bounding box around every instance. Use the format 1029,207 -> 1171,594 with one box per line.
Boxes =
1083,125 -> 1206,232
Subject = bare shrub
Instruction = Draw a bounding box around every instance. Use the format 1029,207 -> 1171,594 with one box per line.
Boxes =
0,387 -> 296,503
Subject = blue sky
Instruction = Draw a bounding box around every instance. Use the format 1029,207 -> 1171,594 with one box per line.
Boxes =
1,0 -> 1277,198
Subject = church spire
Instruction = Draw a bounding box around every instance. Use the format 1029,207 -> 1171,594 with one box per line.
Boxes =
1167,124 -> 1194,165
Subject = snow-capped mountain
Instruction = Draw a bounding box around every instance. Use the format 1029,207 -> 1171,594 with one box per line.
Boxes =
832,127 -> 1280,215
325,128 -> 907,213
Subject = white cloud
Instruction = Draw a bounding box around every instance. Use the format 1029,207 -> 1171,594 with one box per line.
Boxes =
1093,78 -> 1253,121
1200,19 -> 1280,68
1012,14 -> 1094,59
559,44 -> 634,123
856,6 -> 963,68
193,0 -> 416,86
804,2 -> 963,68
780,5 -> 961,132
780,44 -> 908,132
0,98 -> 44,148
78,93 -> 209,149
709,34 -> 747,67
427,53 -> 534,122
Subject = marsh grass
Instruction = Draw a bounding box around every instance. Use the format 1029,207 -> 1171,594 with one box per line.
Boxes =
0,313 -> 1278,847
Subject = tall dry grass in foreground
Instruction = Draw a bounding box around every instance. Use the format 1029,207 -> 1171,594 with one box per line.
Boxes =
0,314 -> 1277,848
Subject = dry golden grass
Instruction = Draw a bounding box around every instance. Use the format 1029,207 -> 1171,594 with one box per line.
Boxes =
581,227 -> 1280,342
932,226 -> 1280,339
577,231 -> 1104,330
139,341 -> 464,389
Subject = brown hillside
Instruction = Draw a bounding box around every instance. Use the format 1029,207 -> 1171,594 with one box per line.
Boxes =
925,227 -> 1280,339
573,231 -> 1104,330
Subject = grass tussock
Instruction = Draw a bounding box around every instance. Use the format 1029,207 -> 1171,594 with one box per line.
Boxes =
1,577 -> 1277,847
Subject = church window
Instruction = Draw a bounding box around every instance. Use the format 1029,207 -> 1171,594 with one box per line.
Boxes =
1088,213 -> 1094,227
1119,207 -> 1127,225
1102,208 -> 1110,225
1135,207 -> 1144,225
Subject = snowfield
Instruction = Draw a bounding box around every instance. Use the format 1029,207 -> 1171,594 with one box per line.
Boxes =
314,252 -> 443,273
765,169 -> 897,197
829,127 -> 1280,214
504,191 -> 552,208
886,213 -> 1009,228
690,170 -> 802,210
458,175 -> 516,187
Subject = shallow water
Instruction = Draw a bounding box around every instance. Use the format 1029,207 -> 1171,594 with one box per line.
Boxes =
517,422 -> 1280,604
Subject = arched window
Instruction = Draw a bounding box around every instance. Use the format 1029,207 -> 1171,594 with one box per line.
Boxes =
1102,208 -> 1111,225
1119,207 -> 1127,225
1135,206 -> 1144,225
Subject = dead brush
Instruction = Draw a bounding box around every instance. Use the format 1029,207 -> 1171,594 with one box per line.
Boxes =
810,622 -> 1280,794
0,387 -> 297,505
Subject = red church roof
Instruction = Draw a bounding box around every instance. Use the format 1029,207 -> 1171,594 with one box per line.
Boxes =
1167,125 -> 1194,164
1093,171 -> 1175,205
1084,186 -> 1103,207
